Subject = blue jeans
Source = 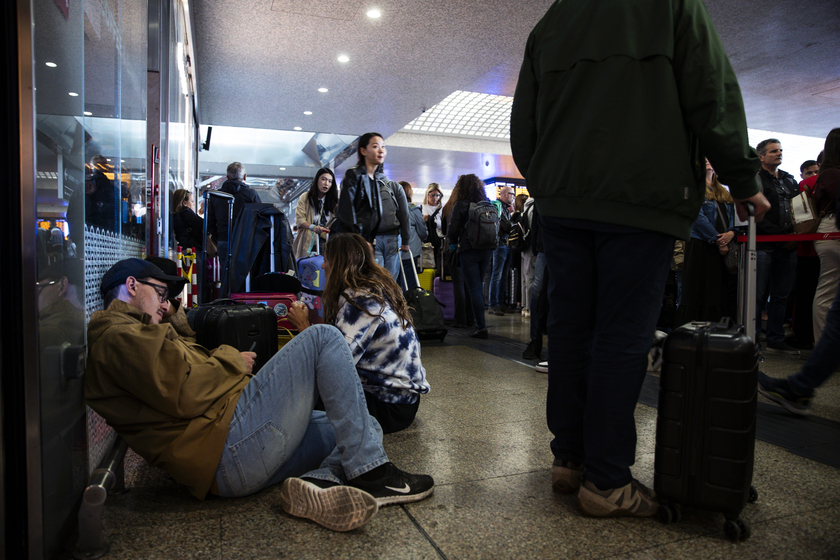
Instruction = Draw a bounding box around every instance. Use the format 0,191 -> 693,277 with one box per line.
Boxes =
459,249 -> 493,330
541,217 -> 673,489
374,234 -> 402,280
529,252 -> 547,341
214,325 -> 387,497
756,249 -> 797,344
489,245 -> 511,307
789,277 -> 840,395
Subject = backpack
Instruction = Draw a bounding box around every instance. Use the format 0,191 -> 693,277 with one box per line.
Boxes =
427,207 -> 442,248
507,221 -> 528,253
378,181 -> 400,231
465,201 -> 499,250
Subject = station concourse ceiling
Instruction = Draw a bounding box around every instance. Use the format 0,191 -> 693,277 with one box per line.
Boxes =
192,0 -> 840,189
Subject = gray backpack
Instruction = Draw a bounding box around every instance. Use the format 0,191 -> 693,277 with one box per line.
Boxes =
378,181 -> 401,231
465,201 -> 500,250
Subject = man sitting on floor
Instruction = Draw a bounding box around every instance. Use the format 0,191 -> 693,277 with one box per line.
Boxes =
84,258 -> 433,532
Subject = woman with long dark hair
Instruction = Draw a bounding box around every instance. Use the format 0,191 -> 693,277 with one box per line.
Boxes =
287,233 -> 429,433
445,174 -> 494,338
440,182 -> 474,328
675,159 -> 737,324
812,128 -> 840,341
292,167 -> 337,260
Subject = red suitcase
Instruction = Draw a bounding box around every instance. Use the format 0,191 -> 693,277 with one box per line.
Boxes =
230,292 -> 297,332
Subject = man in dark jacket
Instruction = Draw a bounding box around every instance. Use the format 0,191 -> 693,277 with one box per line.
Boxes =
206,162 -> 261,293
510,0 -> 769,519
755,139 -> 801,355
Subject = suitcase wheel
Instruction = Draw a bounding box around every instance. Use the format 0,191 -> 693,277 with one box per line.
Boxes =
723,518 -> 751,542
657,503 -> 681,525
748,486 -> 758,503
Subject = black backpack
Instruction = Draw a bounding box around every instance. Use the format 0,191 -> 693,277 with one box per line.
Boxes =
465,201 -> 499,250
508,221 -> 528,253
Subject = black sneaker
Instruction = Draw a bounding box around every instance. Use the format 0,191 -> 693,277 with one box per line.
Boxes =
349,462 -> 435,506
766,341 -> 800,355
489,306 -> 506,315
758,372 -> 812,416
469,328 -> 489,339
522,339 -> 542,360
279,477 -> 378,531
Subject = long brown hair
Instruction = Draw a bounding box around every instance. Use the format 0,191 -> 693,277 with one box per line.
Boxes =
172,189 -> 191,213
442,174 -> 487,220
706,173 -> 733,204
322,233 -> 412,329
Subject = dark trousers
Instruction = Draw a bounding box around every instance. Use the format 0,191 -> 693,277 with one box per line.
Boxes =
542,217 -> 673,489
460,248 -> 493,330
790,277 -> 840,395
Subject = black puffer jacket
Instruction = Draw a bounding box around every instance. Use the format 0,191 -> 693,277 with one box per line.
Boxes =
335,165 -> 383,242
207,180 -> 261,243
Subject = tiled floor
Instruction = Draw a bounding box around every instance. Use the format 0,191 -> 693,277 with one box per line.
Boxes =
97,312 -> 840,559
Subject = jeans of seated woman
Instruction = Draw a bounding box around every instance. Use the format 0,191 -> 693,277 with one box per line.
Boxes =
214,325 -> 387,496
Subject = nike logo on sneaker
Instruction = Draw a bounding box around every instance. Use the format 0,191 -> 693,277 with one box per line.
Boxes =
385,483 -> 411,493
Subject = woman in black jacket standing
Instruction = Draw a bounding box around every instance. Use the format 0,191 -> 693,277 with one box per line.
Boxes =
172,189 -> 204,253
445,174 -> 494,339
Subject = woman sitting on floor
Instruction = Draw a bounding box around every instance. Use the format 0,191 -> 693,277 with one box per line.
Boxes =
288,233 -> 430,433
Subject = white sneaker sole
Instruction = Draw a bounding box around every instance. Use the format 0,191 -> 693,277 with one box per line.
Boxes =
279,478 -> 378,531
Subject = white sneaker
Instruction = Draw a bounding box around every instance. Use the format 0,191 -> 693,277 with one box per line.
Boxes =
535,361 -> 548,373
649,330 -> 667,372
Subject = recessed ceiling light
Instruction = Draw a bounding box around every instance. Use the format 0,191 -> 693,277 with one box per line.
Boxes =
279,167 -> 286,170
303,111 -> 312,115
337,54 -> 350,63
318,87 -> 328,93
83,111 -> 92,116
68,92 -> 79,97
367,8 -> 381,18
294,127 -> 302,131
45,62 -> 57,67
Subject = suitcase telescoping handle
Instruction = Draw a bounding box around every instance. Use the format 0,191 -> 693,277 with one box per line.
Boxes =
397,249 -> 421,292
737,201 -> 757,342
201,191 -> 235,303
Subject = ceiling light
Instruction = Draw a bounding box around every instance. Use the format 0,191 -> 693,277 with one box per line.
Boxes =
367,8 -> 381,18
83,111 -> 92,116
337,54 -> 350,63
318,87 -> 328,93
294,127 -> 302,131
279,167 -> 286,170
303,111 -> 312,115
45,62 -> 57,67
68,92 -> 79,97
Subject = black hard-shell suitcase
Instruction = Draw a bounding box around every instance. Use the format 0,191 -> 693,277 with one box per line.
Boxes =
400,251 -> 447,341
654,203 -> 759,541
187,299 -> 278,373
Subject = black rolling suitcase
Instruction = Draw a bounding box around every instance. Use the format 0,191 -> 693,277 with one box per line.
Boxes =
399,251 -> 447,341
187,299 -> 278,373
654,203 -> 759,542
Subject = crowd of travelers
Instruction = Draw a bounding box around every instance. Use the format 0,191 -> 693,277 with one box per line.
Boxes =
58,0 -> 840,536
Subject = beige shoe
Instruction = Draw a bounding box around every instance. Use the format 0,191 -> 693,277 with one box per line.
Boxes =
279,478 -> 378,531
551,460 -> 583,494
577,479 -> 658,518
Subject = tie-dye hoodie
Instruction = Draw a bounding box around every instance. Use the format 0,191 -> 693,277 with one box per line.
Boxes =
335,290 -> 430,404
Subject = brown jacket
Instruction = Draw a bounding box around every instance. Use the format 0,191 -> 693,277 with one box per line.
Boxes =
84,300 -> 250,499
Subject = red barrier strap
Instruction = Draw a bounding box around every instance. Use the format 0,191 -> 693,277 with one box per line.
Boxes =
736,232 -> 840,242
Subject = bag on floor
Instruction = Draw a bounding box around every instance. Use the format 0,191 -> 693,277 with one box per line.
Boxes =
400,252 -> 447,341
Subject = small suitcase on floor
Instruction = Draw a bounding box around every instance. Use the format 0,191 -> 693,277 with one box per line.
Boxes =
400,252 -> 447,341
296,234 -> 326,325
654,203 -> 760,542
187,299 -> 278,373
433,276 -> 455,321
230,292 -> 298,332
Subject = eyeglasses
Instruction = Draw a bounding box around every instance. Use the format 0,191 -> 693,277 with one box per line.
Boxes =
135,279 -> 169,303
37,279 -> 57,294
429,193 -> 441,198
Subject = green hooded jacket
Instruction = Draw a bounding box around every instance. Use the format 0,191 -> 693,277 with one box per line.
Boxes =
510,0 -> 760,240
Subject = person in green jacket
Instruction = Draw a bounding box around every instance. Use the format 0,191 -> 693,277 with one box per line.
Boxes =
510,0 -> 769,519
